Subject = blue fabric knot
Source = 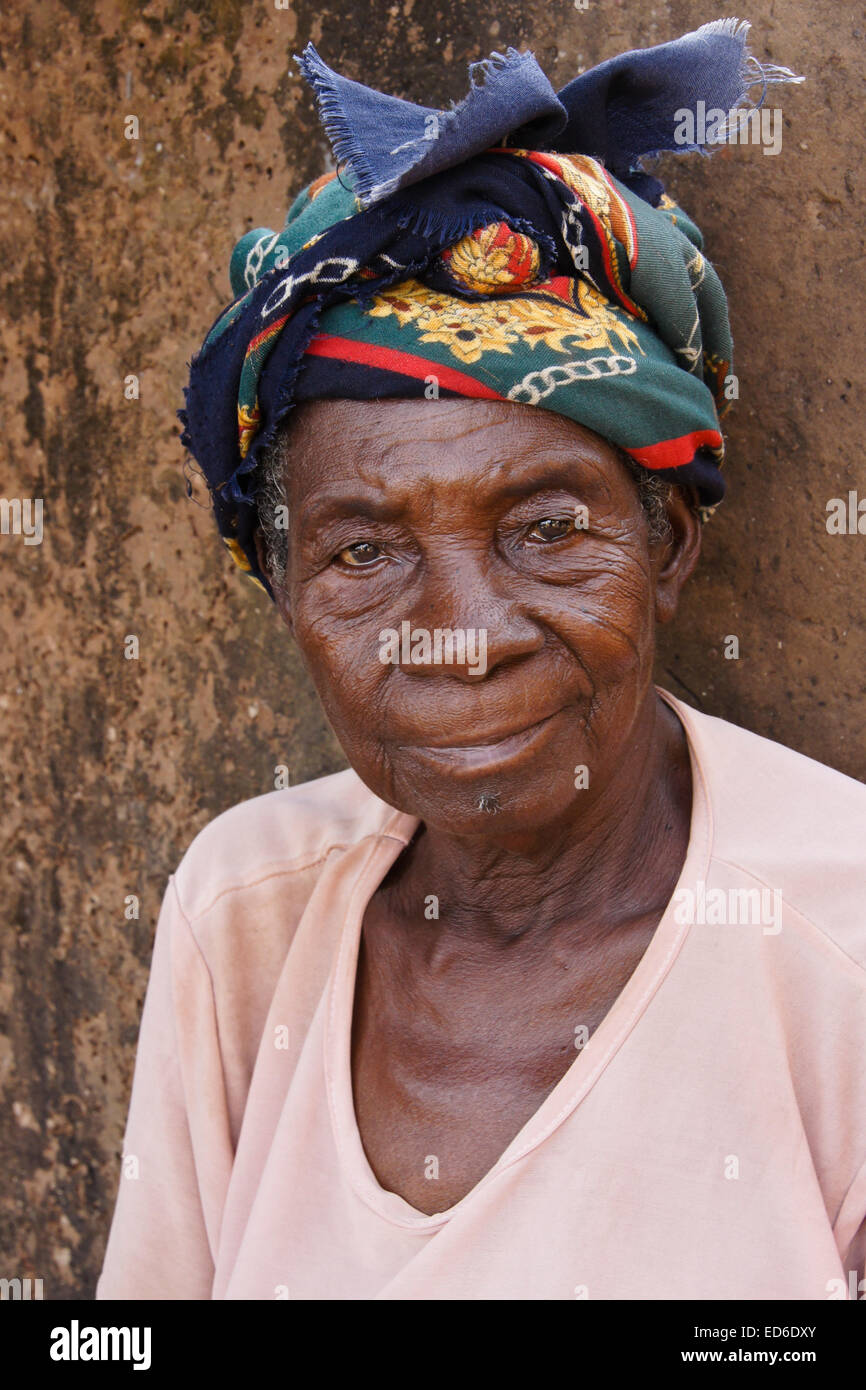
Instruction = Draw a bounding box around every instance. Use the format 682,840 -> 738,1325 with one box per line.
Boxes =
295,18 -> 804,209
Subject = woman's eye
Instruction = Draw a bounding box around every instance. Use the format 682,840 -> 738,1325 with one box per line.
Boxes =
528,516 -> 578,542
335,541 -> 383,567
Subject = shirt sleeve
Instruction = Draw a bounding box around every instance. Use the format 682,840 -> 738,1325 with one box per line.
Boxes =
95,875 -> 235,1300
835,1152 -> 866,1301
845,1218 -> 866,1297
840,1204 -> 866,1300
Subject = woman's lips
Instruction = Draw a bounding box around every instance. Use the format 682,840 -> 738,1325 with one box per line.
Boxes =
407,707 -> 568,772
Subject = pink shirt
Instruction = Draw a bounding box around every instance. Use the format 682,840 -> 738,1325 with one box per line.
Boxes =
96,690 -> 866,1300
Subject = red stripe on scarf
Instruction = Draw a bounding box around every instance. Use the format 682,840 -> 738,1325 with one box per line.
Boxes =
247,313 -> 292,356
598,166 -> 640,271
521,150 -> 643,317
626,429 -> 723,468
303,334 -> 508,400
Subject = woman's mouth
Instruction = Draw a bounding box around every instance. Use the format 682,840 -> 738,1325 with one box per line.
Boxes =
407,707 -> 568,772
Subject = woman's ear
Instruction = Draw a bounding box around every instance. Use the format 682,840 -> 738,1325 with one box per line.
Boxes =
653,488 -> 702,625
255,528 -> 294,635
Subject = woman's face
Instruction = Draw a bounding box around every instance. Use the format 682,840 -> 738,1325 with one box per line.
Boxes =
268,397 -> 700,837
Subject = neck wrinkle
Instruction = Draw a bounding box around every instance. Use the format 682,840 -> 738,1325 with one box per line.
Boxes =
383,689 -> 692,945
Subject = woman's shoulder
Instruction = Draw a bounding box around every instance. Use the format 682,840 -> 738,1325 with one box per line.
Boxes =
139,768 -> 407,1147
170,766 -> 399,926
672,692 -> 866,825
666,690 -> 866,968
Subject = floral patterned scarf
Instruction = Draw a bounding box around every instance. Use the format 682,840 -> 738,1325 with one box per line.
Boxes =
178,20 -> 802,596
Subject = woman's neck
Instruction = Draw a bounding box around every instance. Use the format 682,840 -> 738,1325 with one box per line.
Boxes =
379,691 -> 693,947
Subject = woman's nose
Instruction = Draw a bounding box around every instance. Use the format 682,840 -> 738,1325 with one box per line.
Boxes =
391,551 -> 545,681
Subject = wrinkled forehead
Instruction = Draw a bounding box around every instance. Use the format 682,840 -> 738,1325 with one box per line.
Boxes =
280,397 -> 635,514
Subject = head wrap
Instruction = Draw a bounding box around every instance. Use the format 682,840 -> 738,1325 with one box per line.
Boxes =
178,18 -> 803,597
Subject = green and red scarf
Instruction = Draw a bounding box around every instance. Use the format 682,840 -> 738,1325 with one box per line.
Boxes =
178,20 -> 803,596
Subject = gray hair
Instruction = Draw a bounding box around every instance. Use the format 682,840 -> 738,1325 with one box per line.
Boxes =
253,423 -> 684,589
615,447 -> 677,545
255,428 -> 291,588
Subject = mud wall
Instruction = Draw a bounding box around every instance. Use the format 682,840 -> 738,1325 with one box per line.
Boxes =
0,0 -> 863,1297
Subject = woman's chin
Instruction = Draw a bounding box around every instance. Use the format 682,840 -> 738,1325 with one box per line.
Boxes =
348,706 -> 600,835
385,759 -> 587,839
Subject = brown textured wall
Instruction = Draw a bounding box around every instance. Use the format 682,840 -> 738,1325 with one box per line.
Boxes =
0,0 -> 862,1299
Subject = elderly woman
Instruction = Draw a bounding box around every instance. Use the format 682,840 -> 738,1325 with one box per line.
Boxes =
97,23 -> 866,1301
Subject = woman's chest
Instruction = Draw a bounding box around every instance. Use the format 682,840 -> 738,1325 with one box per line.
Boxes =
349,917 -> 658,1214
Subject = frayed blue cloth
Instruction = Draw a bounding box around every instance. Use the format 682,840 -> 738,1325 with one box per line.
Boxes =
295,17 -> 802,208
178,18 -> 803,597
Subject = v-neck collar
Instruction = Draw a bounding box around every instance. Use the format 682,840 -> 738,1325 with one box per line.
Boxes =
324,688 -> 713,1231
